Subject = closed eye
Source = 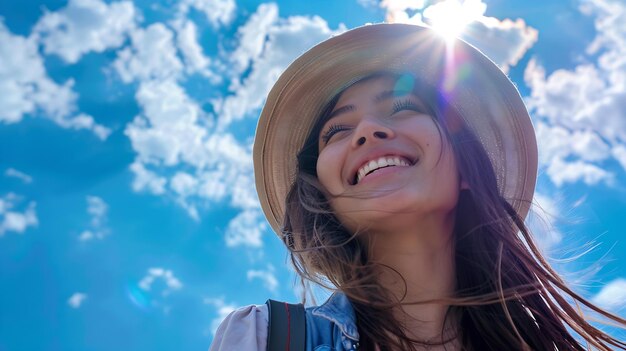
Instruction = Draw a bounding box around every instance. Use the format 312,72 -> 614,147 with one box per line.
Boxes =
391,98 -> 427,115
321,124 -> 351,144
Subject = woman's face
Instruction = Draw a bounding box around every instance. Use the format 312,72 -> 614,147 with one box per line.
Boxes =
315,75 -> 466,233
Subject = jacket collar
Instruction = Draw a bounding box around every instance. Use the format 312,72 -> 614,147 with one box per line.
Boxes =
311,292 -> 359,341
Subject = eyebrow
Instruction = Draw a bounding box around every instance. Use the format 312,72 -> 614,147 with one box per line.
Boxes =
326,89 -> 412,121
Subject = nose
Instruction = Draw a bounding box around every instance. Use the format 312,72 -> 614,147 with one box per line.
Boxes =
351,117 -> 395,147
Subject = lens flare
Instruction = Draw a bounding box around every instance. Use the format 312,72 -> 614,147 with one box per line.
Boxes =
423,0 -> 486,41
394,74 -> 416,95
127,284 -> 151,310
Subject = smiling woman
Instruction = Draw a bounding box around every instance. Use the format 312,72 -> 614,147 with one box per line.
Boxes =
210,23 -> 626,351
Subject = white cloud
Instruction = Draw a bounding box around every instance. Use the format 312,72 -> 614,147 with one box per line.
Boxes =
460,17 -> 537,73
139,268 -> 183,296
216,7 -> 346,129
78,195 -> 110,241
204,297 -> 237,336
356,0 -> 380,9
170,171 -> 200,220
177,0 -> 236,28
87,196 -> 107,225
247,265 -> 278,292
171,172 -> 199,197
113,7 -> 236,220
53,113 -> 112,140
0,21 -> 110,139
534,122 -> 614,187
113,23 -> 183,83
67,292 -> 88,308
612,144 -> 626,172
4,168 -> 33,184
525,0 -> 626,186
525,60 -> 623,140
129,161 -> 167,195
171,19 -> 214,78
381,0 -> 426,22
546,157 -> 613,188
125,78 -> 250,218
0,193 -> 38,236
115,10 -> 347,254
229,3 -> 279,75
125,79 -> 207,166
124,77 -> 258,225
119,9 -> 341,247
0,23 -> 40,124
592,278 -> 626,312
78,230 -> 96,241
33,0 -> 138,64
225,209 -> 266,248
570,130 -> 611,163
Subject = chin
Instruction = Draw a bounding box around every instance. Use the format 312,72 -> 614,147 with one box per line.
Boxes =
333,191 -> 460,233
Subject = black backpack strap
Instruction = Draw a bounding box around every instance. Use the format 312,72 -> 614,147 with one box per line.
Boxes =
265,299 -> 306,351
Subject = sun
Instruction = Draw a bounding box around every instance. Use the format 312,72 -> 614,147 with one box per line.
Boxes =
423,0 -> 486,41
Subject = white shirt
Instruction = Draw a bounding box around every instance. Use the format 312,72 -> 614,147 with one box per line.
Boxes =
210,304 -> 269,351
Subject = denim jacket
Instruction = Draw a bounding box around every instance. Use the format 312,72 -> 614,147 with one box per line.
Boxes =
306,292 -> 360,350
210,292 -> 360,351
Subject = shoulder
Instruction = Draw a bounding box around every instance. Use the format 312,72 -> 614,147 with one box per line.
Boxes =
307,293 -> 359,338
209,294 -> 360,351
305,293 -> 360,350
210,304 -> 268,351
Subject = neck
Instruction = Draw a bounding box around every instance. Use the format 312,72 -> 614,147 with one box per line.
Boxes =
364,209 -> 459,341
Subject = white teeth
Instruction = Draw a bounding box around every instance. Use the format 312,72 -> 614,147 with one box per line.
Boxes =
363,163 -> 371,175
367,160 -> 378,172
355,156 -> 412,184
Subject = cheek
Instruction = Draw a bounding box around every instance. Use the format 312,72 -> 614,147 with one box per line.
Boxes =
415,125 -> 461,200
316,146 -> 345,195
435,144 -> 462,203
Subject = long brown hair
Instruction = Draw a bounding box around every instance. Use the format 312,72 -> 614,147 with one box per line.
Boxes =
282,72 -> 626,350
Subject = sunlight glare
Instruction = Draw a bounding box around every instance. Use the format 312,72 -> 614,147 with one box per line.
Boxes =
423,0 -> 486,41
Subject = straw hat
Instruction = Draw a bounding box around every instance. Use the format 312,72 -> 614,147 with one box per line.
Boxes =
253,23 -> 538,236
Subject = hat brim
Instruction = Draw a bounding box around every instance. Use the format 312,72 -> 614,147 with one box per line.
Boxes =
254,23 -> 538,236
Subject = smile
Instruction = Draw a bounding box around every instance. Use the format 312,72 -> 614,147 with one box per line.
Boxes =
353,156 -> 415,185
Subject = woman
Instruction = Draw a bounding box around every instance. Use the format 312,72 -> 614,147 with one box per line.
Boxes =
211,23 -> 626,350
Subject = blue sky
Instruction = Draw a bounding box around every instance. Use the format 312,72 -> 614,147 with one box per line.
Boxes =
1,0 -> 626,350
